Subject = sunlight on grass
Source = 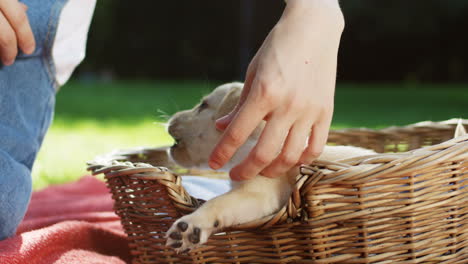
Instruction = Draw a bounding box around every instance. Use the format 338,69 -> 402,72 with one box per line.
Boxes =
32,119 -> 173,190
32,81 -> 467,190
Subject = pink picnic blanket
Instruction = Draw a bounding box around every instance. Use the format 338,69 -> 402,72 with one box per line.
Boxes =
0,176 -> 132,264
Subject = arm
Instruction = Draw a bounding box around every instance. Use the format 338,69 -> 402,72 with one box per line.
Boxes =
210,0 -> 345,180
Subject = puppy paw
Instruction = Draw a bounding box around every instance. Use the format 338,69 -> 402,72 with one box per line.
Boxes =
165,214 -> 219,253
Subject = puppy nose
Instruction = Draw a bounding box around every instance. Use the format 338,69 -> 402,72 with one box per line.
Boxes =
168,119 -> 184,138
168,122 -> 178,137
168,111 -> 189,138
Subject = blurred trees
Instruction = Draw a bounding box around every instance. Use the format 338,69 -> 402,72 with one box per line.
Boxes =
339,0 -> 468,82
77,0 -> 468,83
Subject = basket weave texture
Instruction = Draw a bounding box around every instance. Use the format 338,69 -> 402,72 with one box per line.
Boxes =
88,119 -> 468,264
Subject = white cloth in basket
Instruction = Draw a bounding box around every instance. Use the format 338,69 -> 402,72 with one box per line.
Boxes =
181,176 -> 230,201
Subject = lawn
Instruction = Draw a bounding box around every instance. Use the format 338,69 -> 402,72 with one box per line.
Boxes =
32,81 -> 468,190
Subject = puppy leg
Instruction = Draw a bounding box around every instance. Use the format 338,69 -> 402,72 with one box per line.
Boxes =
166,175 -> 292,252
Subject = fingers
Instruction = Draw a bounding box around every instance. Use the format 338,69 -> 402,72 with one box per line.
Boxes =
261,117 -> 312,177
239,59 -> 258,105
215,59 -> 258,131
230,114 -> 292,181
209,92 -> 269,170
0,0 -> 35,65
215,114 -> 233,131
0,13 -> 17,65
299,117 -> 331,165
1,0 -> 35,54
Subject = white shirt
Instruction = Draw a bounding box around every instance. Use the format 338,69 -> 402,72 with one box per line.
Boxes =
52,0 -> 96,88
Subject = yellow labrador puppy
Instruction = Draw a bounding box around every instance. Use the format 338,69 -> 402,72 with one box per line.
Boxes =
166,82 -> 375,252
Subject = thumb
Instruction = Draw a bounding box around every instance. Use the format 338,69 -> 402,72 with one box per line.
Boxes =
216,59 -> 258,131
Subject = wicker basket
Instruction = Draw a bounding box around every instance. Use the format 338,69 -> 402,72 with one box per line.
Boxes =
87,119 -> 468,264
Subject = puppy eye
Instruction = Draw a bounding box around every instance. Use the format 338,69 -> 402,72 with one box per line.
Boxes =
198,101 -> 209,112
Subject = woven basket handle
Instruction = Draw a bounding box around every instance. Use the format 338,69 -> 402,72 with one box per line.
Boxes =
87,147 -> 206,212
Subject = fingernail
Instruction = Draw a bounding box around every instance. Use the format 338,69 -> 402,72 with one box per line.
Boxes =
215,122 -> 224,131
24,45 -> 35,55
230,175 -> 239,181
209,160 -> 221,170
3,59 -> 14,66
230,169 -> 247,181
230,174 -> 241,181
215,115 -> 230,131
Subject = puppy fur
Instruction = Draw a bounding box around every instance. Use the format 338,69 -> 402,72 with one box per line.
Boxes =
165,82 -> 376,252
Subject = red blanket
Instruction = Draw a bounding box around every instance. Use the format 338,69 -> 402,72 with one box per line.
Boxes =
0,176 -> 132,264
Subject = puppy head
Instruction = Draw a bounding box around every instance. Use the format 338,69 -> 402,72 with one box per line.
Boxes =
168,82 -> 258,169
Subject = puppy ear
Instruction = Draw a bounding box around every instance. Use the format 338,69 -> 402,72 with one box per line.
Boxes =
215,84 -> 243,119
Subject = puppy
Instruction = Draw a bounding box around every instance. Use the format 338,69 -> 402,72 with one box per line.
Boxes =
165,82 -> 376,252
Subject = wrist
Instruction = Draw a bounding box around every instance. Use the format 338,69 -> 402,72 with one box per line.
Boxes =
283,0 -> 344,32
285,0 -> 340,9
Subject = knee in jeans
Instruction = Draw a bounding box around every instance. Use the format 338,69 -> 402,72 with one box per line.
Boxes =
0,153 -> 33,240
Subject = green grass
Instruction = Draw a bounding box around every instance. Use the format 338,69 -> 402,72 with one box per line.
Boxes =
31,81 -> 468,190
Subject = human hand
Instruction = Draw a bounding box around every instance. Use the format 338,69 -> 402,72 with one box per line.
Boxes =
0,0 -> 35,65
209,0 -> 345,181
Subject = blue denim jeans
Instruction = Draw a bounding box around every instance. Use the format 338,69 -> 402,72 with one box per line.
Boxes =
0,0 -> 68,240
